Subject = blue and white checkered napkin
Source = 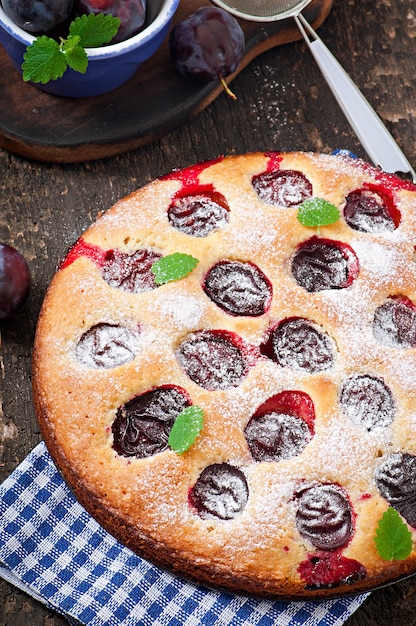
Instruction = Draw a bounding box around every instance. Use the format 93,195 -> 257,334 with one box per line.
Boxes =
0,442 -> 369,626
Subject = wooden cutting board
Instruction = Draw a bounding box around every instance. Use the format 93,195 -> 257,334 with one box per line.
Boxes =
0,0 -> 332,163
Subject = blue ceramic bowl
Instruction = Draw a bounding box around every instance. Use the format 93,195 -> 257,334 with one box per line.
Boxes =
0,0 -> 179,97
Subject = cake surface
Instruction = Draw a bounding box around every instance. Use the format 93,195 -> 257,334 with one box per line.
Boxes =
33,151 -> 416,599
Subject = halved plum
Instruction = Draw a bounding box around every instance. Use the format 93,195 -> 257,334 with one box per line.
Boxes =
111,385 -> 191,458
244,391 -> 314,462
373,296 -> 416,348
168,188 -> 229,237
101,248 -> 162,293
252,169 -> 312,208
291,236 -> 359,292
298,552 -> 366,590
295,483 -> 354,550
177,329 -> 254,390
203,260 -> 272,316
340,374 -> 396,431
343,185 -> 400,233
189,463 -> 249,520
264,317 -> 335,372
375,452 -> 416,528
75,323 -> 141,369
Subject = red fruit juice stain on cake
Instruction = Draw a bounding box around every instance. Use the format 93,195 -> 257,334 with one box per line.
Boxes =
373,170 -> 416,192
343,184 -> 401,233
340,374 -> 396,431
60,239 -> 161,293
161,157 -> 224,187
295,483 -> 355,550
262,317 -> 336,372
177,329 -> 258,390
264,151 -> 284,171
298,552 -> 366,589
244,391 -> 315,462
59,238 -> 107,270
352,158 -> 416,193
112,385 -> 191,458
189,463 -> 249,520
203,260 -> 272,316
373,295 -> 416,348
375,452 -> 416,528
292,236 -> 359,292
168,187 -> 229,237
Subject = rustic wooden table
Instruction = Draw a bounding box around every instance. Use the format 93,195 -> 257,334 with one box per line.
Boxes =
1,0 -> 416,623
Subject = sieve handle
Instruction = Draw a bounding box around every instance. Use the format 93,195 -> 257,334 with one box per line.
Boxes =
295,14 -> 416,182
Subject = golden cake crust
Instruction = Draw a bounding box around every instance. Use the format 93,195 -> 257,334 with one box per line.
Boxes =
33,151 -> 416,599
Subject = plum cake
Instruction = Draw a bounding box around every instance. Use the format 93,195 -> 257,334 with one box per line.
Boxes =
33,151 -> 416,598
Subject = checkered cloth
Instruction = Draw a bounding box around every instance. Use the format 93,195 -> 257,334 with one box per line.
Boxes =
0,442 -> 369,626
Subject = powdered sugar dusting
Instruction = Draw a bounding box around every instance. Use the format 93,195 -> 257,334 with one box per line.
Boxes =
75,323 -> 141,369
303,415 -> 390,488
352,238 -> 407,286
381,350 -> 416,394
404,412 -> 416,438
157,291 -> 206,330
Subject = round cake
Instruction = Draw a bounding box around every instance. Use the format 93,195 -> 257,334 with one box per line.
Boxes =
32,151 -> 416,599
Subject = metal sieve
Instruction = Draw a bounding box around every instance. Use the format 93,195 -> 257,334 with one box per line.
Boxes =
212,0 -> 416,181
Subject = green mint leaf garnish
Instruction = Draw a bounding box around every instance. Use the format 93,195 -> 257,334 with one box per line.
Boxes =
152,253 -> 199,285
69,13 -> 121,48
297,197 -> 340,228
22,14 -> 120,84
168,406 -> 204,455
22,37 -> 67,83
63,37 -> 88,74
374,506 -> 413,561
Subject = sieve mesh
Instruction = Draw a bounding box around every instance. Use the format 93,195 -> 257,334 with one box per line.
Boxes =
212,0 -> 312,21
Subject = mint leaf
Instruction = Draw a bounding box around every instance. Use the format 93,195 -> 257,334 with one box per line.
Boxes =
297,197 -> 340,228
62,34 -> 81,51
70,13 -> 121,48
152,253 -> 199,285
22,14 -> 120,85
168,406 -> 204,455
65,44 -> 88,74
22,37 -> 67,83
374,506 -> 413,561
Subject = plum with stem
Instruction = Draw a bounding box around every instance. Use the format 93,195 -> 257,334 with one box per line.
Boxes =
169,7 -> 245,99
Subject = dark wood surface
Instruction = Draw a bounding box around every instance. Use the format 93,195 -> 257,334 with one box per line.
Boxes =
1,0 -> 416,623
